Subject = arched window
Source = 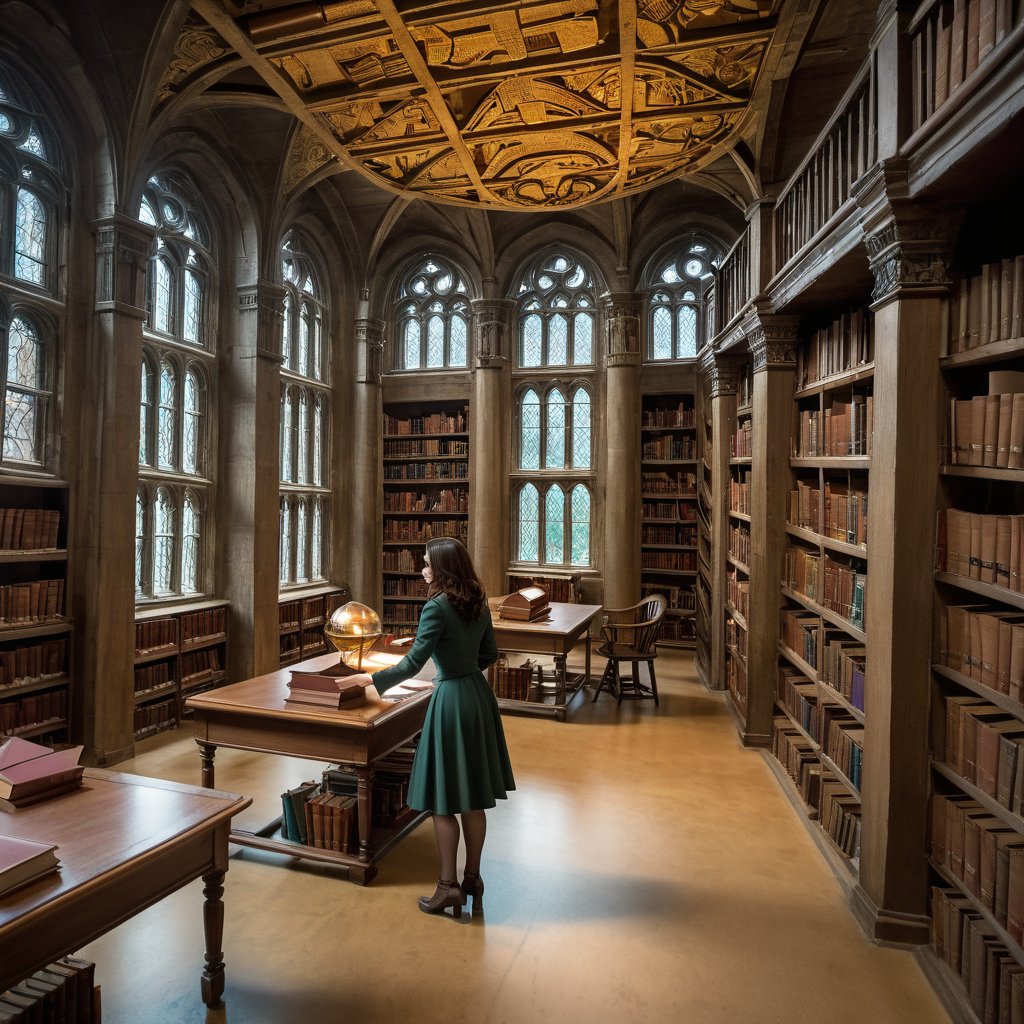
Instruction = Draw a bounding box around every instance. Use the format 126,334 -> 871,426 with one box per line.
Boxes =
515,251 -> 596,368
280,230 -> 332,587
518,484 -> 539,563
644,236 -> 722,360
392,255 -> 471,370
137,174 -> 216,601
0,69 -> 63,472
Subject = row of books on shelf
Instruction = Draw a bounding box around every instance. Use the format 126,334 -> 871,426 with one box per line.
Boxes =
643,524 -> 696,545
949,386 -> 1024,472
641,552 -> 696,571
729,474 -> 750,516
940,510 -> 1024,593
181,607 -> 226,643
783,547 -> 867,630
382,602 -> 423,622
793,396 -> 873,458
0,688 -> 67,736
384,411 -> 466,435
382,549 -> 425,573
0,580 -> 64,627
730,421 -> 752,459
383,521 -> 468,543
641,583 -> 694,611
789,482 -> 869,546
658,616 -> 696,643
725,616 -> 746,657
134,618 -> 175,654
181,648 -> 223,686
727,569 -> 749,617
641,405 -> 694,428
280,781 -> 357,853
641,500 -> 697,522
0,508 -> 61,552
384,490 -> 468,513
384,462 -> 468,480
951,254 -> 1024,354
931,792 -> 1024,946
943,695 -> 1024,809
642,436 -> 697,460
781,612 -> 867,711
640,471 -> 697,495
782,609 -> 818,666
796,308 -> 873,388
383,578 -> 428,597
728,522 -> 750,565
133,697 -> 175,736
133,662 -> 171,694
772,720 -> 862,859
0,639 -> 66,690
942,603 -> 1024,701
930,885 -> 1024,1024
726,650 -> 747,703
384,438 -> 468,458
0,955 -> 97,1023
822,706 -> 864,790
488,657 -> 537,701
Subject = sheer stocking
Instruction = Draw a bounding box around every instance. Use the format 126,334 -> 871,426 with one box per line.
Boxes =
460,810 -> 486,876
432,813 -> 460,882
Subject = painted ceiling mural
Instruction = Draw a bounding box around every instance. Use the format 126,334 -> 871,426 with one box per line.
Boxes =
222,1 -> 778,209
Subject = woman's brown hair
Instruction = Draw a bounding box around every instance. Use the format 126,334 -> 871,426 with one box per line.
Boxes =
425,537 -> 487,621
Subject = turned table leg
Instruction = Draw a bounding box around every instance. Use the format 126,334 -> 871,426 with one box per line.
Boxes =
200,868 -> 226,1007
198,741 -> 217,789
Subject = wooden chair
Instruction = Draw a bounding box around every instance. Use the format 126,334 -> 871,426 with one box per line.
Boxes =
591,594 -> 668,706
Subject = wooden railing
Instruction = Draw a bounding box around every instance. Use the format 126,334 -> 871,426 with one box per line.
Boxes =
909,0 -> 1024,132
773,62 -> 877,275
715,227 -> 751,335
706,281 -> 716,342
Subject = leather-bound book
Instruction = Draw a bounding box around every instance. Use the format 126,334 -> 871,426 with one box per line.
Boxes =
498,586 -> 550,621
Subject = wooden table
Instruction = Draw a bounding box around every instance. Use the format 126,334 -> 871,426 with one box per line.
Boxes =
185,652 -> 434,885
489,599 -> 603,720
0,769 -> 250,1007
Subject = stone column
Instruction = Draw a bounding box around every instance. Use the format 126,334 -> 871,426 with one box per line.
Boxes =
469,298 -> 513,599
849,159 -> 955,943
76,215 -> 153,764
746,311 -> 800,747
351,305 -> 385,609
221,279 -> 285,682
602,292 -> 643,611
699,348 -> 738,692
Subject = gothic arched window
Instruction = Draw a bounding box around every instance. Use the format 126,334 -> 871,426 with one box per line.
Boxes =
392,255 -> 470,370
515,251 -> 596,368
645,236 -> 721,361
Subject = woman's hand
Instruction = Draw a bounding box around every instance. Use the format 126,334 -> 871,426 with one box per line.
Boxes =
345,672 -> 373,688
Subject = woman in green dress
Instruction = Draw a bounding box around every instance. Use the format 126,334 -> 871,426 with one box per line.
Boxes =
357,537 -> 515,918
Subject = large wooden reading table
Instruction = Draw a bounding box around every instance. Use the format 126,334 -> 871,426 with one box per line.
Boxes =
0,768 -> 251,1007
185,652 -> 434,885
490,599 -> 602,720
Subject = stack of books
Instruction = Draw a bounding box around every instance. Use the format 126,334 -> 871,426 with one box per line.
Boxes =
0,832 -> 60,898
497,586 -> 550,622
285,664 -> 369,710
0,736 -> 83,810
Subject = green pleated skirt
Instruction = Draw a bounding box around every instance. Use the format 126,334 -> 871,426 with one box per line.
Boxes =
407,672 -> 515,815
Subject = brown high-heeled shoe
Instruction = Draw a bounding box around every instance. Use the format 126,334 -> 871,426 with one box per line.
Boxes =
418,879 -> 465,917
461,872 -> 484,916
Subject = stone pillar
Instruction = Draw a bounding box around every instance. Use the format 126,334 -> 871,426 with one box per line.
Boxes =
469,298 -> 514,598
700,348 -> 738,692
351,307 -> 385,609
602,292 -> 642,611
221,279 -> 285,682
745,311 -> 800,747
849,159 -> 955,943
76,215 -> 153,764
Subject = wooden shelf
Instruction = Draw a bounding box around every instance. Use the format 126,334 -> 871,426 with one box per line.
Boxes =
134,681 -> 178,705
778,642 -> 819,683
728,510 -> 751,522
784,523 -> 868,560
934,571 -> 1024,611
0,619 -> 71,641
640,424 -> 696,432
818,748 -> 860,798
789,456 -> 871,470
932,663 -> 1024,719
940,464 -> 1024,482
780,585 -> 867,643
382,510 -> 469,517
726,554 -> 750,574
725,601 -> 748,632
0,549 -> 67,563
818,680 -> 865,724
793,362 -> 875,398
729,457 -> 752,465
931,760 -> 1024,838
13,717 -> 69,739
134,644 -> 178,665
383,432 -> 469,440
382,454 -> 468,462
941,336 -> 1024,369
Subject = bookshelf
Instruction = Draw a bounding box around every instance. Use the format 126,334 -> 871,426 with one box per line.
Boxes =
0,478 -> 72,744
639,393 -> 698,648
278,587 -> 349,667
506,571 -> 580,604
134,601 -> 231,739
695,374 -> 714,687
927,240 -> 1024,1018
381,400 -> 470,636
767,309 -> 873,883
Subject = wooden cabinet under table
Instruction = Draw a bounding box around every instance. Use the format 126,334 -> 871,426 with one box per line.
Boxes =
489,599 -> 602,721
0,768 -> 251,1007
185,652 -> 433,885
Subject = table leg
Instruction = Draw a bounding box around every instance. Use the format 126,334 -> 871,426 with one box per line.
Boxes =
554,654 -> 567,705
356,767 -> 373,862
200,868 -> 226,1007
199,742 -> 216,789
585,632 -> 592,689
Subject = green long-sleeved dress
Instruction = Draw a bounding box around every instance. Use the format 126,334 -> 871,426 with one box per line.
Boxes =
372,594 -> 515,815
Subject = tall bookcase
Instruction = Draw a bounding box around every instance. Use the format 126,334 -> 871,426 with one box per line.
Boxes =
639,393 -> 698,647
279,588 -> 349,667
926,239 -> 1024,1014
696,377 -> 714,687
382,400 -> 469,636
725,364 -> 752,715
768,310 -> 874,882
0,477 -> 71,744
133,602 -> 230,740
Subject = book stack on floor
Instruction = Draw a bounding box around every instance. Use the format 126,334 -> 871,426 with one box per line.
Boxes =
0,737 -> 83,810
0,956 -> 99,1023
279,778 -> 357,853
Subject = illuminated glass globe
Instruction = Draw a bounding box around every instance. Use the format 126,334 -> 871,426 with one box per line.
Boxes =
324,601 -> 382,670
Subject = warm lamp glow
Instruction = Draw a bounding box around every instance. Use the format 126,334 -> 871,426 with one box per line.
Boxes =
324,601 -> 383,670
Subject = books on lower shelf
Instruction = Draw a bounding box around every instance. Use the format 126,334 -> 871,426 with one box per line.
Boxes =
0,508 -> 61,552
0,955 -> 98,1024
938,509 -> 1024,592
0,736 -> 83,808
949,254 -> 1024,354
949,385 -> 1024,469
939,602 -> 1024,699
0,832 -> 59,897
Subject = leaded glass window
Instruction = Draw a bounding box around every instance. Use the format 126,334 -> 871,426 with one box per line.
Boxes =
570,485 -> 590,565
295,498 -> 308,583
515,251 -> 596,368
182,490 -> 200,594
545,389 -> 565,469
518,484 -> 539,562
153,488 -> 175,595
183,366 -> 203,476
520,388 -> 541,470
157,359 -> 177,470
3,314 -> 47,463
135,491 -> 145,596
140,359 -> 153,465
572,388 -> 591,469
645,236 -> 722,360
280,498 -> 292,584
392,255 -> 471,370
545,485 -> 565,563
14,188 -> 47,284
311,499 -> 324,579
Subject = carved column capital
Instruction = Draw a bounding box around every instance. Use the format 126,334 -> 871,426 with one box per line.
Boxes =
470,297 -> 514,369
602,291 -> 642,369
92,214 -> 156,316
743,313 -> 800,372
355,317 -> 386,385
699,347 -> 739,398
237,280 -> 287,363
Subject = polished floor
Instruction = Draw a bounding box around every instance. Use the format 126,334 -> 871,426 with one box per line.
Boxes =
81,653 -> 950,1024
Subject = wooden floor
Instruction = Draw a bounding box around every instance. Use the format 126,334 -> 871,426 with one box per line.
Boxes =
80,652 -> 950,1024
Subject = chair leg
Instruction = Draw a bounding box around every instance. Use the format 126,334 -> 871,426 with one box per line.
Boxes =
648,660 -> 659,707
613,662 -> 624,705
593,660 -> 615,702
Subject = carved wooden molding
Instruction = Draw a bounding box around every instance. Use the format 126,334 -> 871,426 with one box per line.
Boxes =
157,15 -> 229,103
745,314 -> 800,371
238,281 -> 287,363
93,215 -> 155,315
864,222 -> 952,305
355,316 -> 387,384
470,297 -> 514,367
283,125 -> 334,195
700,350 -> 739,397
602,291 -> 642,363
